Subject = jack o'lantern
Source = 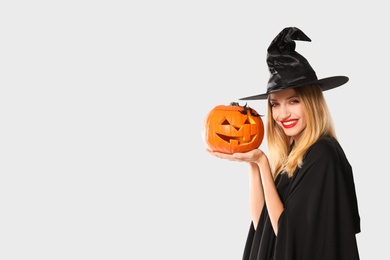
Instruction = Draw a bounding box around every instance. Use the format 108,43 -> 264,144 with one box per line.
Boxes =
202,102 -> 264,154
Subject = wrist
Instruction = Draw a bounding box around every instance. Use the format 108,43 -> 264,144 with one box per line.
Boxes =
256,152 -> 268,165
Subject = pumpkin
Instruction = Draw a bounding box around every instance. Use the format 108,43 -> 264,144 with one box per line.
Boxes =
202,102 -> 264,154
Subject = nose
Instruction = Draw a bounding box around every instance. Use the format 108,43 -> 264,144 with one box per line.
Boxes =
278,104 -> 291,120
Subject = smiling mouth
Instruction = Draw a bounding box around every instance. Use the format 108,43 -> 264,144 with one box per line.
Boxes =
281,120 -> 298,128
216,133 -> 254,144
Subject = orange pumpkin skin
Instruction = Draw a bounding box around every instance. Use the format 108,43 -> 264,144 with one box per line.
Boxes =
202,103 -> 264,154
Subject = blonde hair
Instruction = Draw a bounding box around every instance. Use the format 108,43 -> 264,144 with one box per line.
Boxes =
266,84 -> 337,178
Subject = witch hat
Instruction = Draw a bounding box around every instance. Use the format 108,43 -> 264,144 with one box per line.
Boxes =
240,27 -> 348,100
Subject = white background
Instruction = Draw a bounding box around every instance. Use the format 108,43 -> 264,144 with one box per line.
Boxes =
0,1 -> 387,259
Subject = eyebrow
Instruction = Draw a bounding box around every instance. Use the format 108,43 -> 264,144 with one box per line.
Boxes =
269,95 -> 299,102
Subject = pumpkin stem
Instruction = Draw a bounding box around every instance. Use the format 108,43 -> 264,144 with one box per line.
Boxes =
229,102 -> 240,106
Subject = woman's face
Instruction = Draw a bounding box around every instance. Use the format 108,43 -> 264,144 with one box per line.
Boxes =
269,88 -> 306,140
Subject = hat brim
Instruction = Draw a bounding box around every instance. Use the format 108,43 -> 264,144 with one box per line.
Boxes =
239,76 -> 349,100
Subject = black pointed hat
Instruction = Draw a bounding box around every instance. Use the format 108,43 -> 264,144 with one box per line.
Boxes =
240,27 -> 348,100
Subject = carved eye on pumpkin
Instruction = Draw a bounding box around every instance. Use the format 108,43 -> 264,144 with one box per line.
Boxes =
202,102 -> 264,154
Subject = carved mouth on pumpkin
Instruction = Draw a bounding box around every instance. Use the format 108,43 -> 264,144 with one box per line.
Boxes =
216,133 -> 256,144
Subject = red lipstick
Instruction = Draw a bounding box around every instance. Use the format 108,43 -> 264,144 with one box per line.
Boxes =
281,119 -> 298,128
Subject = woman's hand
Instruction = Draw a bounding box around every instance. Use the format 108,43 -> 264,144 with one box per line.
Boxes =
206,149 -> 265,164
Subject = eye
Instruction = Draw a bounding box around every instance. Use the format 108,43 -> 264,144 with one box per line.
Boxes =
270,102 -> 279,107
289,99 -> 299,104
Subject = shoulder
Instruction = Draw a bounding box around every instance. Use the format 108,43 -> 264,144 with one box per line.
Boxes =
304,136 -> 347,165
293,136 -> 350,186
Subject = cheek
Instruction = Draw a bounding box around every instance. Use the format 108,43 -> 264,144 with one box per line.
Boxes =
271,109 -> 279,121
271,111 -> 283,128
295,108 -> 306,125
300,118 -> 307,129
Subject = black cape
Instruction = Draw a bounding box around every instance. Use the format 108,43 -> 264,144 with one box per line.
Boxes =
243,136 -> 360,260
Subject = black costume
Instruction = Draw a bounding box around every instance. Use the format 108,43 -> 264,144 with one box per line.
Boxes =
243,136 -> 360,260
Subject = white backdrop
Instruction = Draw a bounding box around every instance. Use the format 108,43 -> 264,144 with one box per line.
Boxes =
0,1 -> 387,259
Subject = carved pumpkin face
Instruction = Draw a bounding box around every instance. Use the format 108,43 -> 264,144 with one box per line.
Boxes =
202,103 -> 264,154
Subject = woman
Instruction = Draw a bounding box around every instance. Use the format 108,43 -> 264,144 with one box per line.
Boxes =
207,27 -> 360,260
